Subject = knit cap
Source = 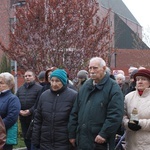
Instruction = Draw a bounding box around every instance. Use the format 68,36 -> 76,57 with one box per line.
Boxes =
77,70 -> 88,79
50,69 -> 67,86
38,71 -> 45,80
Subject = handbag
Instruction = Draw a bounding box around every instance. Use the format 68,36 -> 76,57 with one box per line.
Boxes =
26,119 -> 34,139
6,122 -> 18,145
26,99 -> 39,139
0,116 -> 6,149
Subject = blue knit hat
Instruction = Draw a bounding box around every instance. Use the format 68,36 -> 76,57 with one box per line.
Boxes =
50,69 -> 67,86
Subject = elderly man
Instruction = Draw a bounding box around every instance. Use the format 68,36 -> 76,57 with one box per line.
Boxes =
68,57 -> 124,150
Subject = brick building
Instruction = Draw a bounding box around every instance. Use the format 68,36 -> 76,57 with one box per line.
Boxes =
0,0 -> 150,87
99,0 -> 149,49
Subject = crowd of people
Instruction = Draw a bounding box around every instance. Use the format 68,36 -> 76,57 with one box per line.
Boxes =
0,56 -> 150,150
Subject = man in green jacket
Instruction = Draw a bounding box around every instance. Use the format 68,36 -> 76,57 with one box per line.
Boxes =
68,57 -> 124,150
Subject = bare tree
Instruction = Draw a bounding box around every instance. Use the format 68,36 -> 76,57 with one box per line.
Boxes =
0,0 -> 112,79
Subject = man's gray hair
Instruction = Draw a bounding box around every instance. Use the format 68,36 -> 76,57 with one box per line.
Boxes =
0,72 -> 15,89
90,57 -> 106,67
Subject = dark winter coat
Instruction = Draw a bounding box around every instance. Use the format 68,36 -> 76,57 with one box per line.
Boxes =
125,81 -> 136,95
68,73 -> 124,150
16,81 -> 42,115
32,86 -> 77,150
0,90 -> 21,129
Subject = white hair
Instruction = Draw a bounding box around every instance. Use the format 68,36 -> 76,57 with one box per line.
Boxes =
106,67 -> 111,75
115,73 -> 125,81
90,57 -> 106,68
138,66 -> 146,70
0,72 -> 15,89
128,66 -> 138,72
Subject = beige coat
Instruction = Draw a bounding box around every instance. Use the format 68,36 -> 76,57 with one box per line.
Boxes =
123,88 -> 150,150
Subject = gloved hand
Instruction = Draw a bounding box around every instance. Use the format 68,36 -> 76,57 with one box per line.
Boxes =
128,121 -> 141,131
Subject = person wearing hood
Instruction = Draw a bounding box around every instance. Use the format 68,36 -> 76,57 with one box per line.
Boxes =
38,67 -> 57,93
16,70 -> 42,150
32,69 -> 77,150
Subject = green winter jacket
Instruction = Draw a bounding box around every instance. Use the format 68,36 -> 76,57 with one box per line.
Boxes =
68,73 -> 124,150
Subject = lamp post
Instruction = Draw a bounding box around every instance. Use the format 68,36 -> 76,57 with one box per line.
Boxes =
12,3 -> 18,93
14,60 -> 17,93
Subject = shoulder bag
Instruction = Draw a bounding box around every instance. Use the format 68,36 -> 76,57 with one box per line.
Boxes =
0,116 -> 6,149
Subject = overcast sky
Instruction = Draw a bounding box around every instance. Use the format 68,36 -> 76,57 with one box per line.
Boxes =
122,0 -> 150,28
122,0 -> 150,46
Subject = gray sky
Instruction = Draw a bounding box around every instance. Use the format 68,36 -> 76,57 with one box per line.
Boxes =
122,0 -> 150,29
122,0 -> 150,46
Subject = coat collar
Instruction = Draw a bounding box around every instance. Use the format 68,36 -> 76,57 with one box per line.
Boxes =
136,88 -> 150,97
86,73 -> 110,91
50,85 -> 67,94
0,90 -> 11,95
24,81 -> 35,89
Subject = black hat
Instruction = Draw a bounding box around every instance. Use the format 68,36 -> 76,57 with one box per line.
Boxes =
130,69 -> 138,78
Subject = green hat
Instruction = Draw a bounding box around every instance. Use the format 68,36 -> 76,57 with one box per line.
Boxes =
50,69 -> 67,86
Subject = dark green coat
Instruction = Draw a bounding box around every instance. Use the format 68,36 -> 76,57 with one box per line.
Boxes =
68,73 -> 124,150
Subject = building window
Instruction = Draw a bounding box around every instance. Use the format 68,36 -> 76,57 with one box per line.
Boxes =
10,18 -> 14,31
10,0 -> 26,8
11,60 -> 15,71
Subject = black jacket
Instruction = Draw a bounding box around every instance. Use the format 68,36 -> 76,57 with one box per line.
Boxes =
32,86 -> 77,150
16,81 -> 42,115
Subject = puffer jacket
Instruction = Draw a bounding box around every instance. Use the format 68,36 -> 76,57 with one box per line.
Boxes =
16,81 -> 42,114
32,86 -> 77,150
68,73 -> 124,150
0,90 -> 21,129
123,88 -> 150,150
